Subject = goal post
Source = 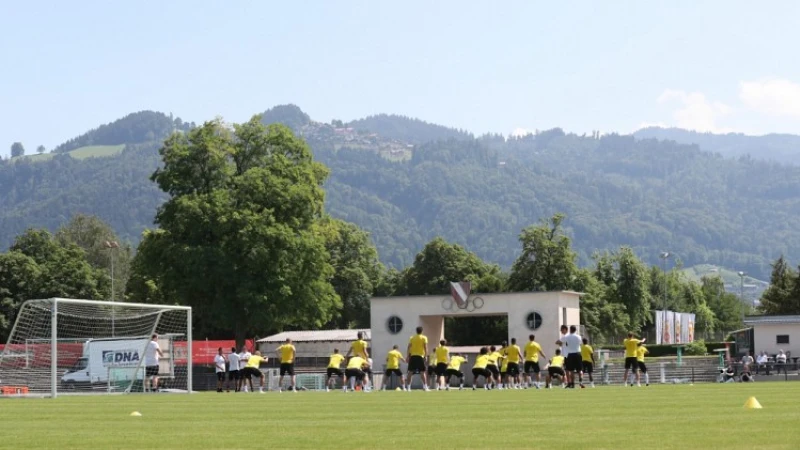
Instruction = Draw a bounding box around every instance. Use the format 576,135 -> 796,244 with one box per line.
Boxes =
0,298 -> 192,397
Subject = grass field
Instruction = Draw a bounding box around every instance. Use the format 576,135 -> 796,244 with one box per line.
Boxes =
10,145 -> 125,162
1,383 -> 798,449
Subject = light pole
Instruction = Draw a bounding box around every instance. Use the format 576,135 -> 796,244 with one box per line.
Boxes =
738,271 -> 746,322
104,241 -> 120,336
659,252 -> 671,344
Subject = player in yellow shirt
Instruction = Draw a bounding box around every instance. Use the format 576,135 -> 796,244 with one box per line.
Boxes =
545,349 -> 566,388
580,338 -> 596,388
634,342 -> 650,387
344,356 -> 370,392
445,354 -> 467,390
434,340 -> 450,390
325,348 -> 345,392
471,347 -> 494,390
505,337 -> 523,389
381,345 -> 407,391
426,353 -> 438,390
346,332 -> 371,389
524,334 -> 547,389
406,326 -> 430,391
622,332 -> 646,386
497,341 -> 508,388
486,345 -> 501,389
241,350 -> 268,393
275,338 -> 297,392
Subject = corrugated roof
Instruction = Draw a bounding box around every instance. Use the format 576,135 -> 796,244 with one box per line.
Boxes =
744,315 -> 800,325
257,329 -> 370,343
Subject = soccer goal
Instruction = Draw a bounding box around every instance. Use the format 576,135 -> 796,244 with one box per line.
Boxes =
0,298 -> 192,397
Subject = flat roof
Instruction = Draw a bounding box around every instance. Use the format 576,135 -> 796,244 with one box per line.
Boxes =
257,329 -> 370,343
371,290 -> 584,300
744,315 -> 800,325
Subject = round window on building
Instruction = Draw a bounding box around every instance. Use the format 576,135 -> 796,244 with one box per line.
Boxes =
387,316 -> 403,335
525,312 -> 543,330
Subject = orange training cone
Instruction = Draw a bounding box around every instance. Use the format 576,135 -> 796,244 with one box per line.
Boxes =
744,397 -> 762,409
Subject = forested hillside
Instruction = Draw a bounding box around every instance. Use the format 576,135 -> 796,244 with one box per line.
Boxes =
634,127 -> 800,165
2,107 -> 799,280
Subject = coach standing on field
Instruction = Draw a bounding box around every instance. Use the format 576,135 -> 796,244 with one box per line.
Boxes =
144,334 -> 163,392
564,325 -> 583,389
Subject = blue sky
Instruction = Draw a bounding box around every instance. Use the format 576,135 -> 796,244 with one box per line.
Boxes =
3,1 -> 800,157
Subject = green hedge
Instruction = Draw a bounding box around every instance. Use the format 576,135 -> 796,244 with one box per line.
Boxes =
598,341 -> 731,357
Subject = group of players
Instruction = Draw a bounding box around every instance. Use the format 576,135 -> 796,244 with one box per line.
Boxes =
212,326 -> 651,392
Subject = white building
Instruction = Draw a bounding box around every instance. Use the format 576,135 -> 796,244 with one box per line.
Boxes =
743,315 -> 800,356
369,291 -> 582,368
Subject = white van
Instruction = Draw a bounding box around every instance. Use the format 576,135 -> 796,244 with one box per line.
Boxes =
61,337 -> 150,389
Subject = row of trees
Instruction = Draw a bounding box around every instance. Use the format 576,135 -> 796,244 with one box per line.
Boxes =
759,256 -> 800,315
7,142 -> 46,158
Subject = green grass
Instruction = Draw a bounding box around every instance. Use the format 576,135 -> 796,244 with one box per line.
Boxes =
10,145 -> 125,162
1,383 -> 799,449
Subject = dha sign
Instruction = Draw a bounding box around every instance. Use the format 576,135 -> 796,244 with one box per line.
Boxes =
102,350 -> 141,366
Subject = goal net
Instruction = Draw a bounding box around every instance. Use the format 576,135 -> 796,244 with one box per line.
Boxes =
0,298 -> 192,397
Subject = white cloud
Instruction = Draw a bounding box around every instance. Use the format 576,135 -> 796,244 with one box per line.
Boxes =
657,89 -> 733,133
739,78 -> 800,118
511,127 -> 534,137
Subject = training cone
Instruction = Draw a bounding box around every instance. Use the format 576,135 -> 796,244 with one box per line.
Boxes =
130,411 -> 142,417
744,397 -> 762,409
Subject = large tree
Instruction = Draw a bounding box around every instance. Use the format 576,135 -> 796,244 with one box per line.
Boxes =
701,275 -> 743,334
10,142 -> 24,157
507,213 -> 577,292
759,256 -> 799,315
319,216 -> 382,329
0,229 -> 108,341
56,214 -> 132,302
128,116 -> 339,344
593,247 -> 652,331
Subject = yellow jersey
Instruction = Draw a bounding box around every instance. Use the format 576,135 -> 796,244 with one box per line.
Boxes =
386,350 -> 404,370
500,358 -> 508,372
448,356 -> 466,371
327,353 -> 344,369
347,356 -> 366,369
487,351 -> 501,366
350,340 -> 369,358
473,354 -> 490,369
623,338 -> 641,358
278,344 -> 295,363
581,344 -> 594,362
506,345 -> 522,363
245,355 -> 265,369
550,355 -> 565,367
435,346 -> 449,364
428,354 -> 437,366
409,334 -> 428,357
636,346 -> 648,362
524,341 -> 542,362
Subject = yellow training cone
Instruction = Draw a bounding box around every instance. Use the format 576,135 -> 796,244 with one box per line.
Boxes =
130,411 -> 142,417
744,397 -> 762,409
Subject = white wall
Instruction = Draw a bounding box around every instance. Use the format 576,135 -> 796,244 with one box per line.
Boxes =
752,323 -> 799,356
370,291 -> 581,370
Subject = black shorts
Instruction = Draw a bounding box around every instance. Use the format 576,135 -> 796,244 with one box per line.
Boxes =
582,362 -> 593,374
408,355 -> 425,374
435,363 -> 448,376
385,368 -> 403,377
524,361 -> 541,374
345,368 -> 364,380
625,357 -> 638,370
216,372 -> 225,381
240,367 -> 262,379
638,362 -> 647,373
228,369 -> 239,380
548,367 -> 565,377
427,365 -> 436,375
506,362 -> 520,376
472,368 -> 491,379
326,368 -> 343,379
445,368 -> 463,379
486,364 -> 500,376
566,354 -> 582,371
280,363 -> 295,376
145,365 -> 159,377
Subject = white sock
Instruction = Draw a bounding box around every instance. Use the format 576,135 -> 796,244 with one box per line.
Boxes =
644,373 -> 650,384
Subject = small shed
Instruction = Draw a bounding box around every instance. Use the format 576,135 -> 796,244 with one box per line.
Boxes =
743,315 -> 800,356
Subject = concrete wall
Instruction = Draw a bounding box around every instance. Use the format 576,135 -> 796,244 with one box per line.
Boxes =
752,323 -> 798,356
370,291 -> 581,371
